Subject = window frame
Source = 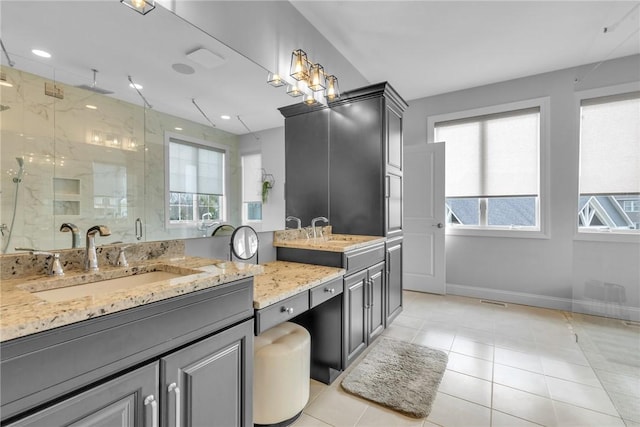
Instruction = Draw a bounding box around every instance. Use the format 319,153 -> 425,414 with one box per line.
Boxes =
574,82 -> 640,243
427,97 -> 550,239
164,131 -> 229,230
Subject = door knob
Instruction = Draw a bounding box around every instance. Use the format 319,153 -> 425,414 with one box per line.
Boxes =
433,223 -> 444,228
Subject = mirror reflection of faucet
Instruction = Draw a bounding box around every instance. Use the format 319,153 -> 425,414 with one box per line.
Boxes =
310,216 -> 329,239
197,212 -> 220,236
60,223 -> 81,248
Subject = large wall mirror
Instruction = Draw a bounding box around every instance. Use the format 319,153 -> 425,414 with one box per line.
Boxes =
0,1 -> 285,253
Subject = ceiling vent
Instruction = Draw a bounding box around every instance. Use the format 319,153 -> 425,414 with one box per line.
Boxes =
186,48 -> 226,69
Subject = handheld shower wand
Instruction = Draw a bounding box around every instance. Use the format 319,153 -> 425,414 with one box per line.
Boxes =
13,157 -> 24,183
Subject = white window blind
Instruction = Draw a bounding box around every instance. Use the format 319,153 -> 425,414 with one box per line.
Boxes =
169,139 -> 224,195
435,108 -> 540,198
579,92 -> 640,196
242,153 -> 262,203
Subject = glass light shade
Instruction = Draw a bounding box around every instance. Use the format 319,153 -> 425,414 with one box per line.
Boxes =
120,0 -> 155,15
308,64 -> 325,92
267,71 -> 285,87
289,49 -> 309,81
303,92 -> 319,106
286,82 -> 303,97
325,75 -> 340,101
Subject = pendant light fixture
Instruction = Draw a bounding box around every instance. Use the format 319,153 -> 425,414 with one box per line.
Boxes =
286,81 -> 304,97
267,71 -> 285,87
308,64 -> 326,92
120,0 -> 156,15
325,75 -> 340,101
289,49 -> 309,81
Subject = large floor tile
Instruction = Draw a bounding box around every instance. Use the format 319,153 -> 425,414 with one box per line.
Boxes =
491,410 -> 543,427
450,337 -> 494,361
354,404 -> 424,427
492,384 -> 557,426
427,392 -> 491,427
446,352 -> 493,381
304,387 -> 368,427
546,376 -> 619,416
541,357 -> 602,387
292,413 -> 333,427
382,324 -> 420,342
552,400 -> 626,427
438,370 -> 492,407
412,329 -> 455,352
493,364 -> 549,397
494,347 -> 544,374
608,390 -> 640,423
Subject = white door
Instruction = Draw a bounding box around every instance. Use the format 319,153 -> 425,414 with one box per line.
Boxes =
403,143 -> 446,294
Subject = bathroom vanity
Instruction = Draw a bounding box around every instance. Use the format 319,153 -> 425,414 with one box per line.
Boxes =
0,249 -> 261,427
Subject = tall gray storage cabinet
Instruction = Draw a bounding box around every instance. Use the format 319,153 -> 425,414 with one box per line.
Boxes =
280,81 -> 407,335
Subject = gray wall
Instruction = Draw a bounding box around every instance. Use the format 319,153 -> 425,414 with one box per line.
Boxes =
403,54 -> 640,320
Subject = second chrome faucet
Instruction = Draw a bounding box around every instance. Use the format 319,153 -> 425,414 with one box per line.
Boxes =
84,225 -> 111,271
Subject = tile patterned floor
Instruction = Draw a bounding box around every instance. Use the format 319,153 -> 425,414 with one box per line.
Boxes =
292,291 -> 640,427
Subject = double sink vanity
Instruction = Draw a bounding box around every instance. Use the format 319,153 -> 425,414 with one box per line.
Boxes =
0,230 -> 397,427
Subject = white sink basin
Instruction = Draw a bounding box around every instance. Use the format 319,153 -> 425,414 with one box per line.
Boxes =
32,271 -> 186,303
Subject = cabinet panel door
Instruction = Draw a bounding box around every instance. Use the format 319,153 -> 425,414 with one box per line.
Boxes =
6,363 -> 158,427
386,104 -> 403,173
386,239 -> 403,325
343,270 -> 368,367
386,172 -> 402,237
329,98 -> 384,236
285,110 -> 329,226
161,319 -> 253,427
368,263 -> 386,343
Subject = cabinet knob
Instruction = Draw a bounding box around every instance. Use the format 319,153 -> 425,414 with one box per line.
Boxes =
432,222 -> 444,228
281,307 -> 294,314
324,287 -> 335,294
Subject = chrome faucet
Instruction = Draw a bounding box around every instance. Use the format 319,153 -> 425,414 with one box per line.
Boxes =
310,216 -> 329,239
84,225 -> 111,271
31,251 -> 64,276
60,223 -> 80,248
285,216 -> 302,229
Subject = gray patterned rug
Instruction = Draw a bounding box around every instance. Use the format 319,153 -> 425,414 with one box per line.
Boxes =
341,337 -> 448,418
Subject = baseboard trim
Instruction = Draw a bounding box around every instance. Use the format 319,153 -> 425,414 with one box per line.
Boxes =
445,283 -> 640,322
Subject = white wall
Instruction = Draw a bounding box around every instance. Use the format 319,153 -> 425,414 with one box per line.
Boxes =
403,55 -> 640,319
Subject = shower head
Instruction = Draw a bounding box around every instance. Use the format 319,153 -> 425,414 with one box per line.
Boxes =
76,69 -> 114,95
13,157 -> 24,183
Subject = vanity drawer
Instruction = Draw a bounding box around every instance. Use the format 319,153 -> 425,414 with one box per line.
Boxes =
309,277 -> 343,308
255,292 -> 309,335
343,243 -> 385,275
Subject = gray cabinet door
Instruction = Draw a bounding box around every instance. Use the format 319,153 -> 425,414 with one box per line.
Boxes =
368,262 -> 386,343
161,319 -> 253,427
6,363 -> 158,427
343,270 -> 368,367
386,239 -> 403,325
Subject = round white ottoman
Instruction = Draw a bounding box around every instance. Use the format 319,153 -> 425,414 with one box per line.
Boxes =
254,322 -> 310,426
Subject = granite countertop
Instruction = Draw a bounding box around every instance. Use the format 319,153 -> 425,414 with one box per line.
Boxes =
0,256 -> 263,342
253,261 -> 345,309
273,231 -> 386,253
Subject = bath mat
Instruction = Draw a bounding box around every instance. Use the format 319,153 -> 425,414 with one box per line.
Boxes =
341,337 -> 448,418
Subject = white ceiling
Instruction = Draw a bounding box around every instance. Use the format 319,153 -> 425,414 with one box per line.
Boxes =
291,1 -> 640,100
2,1 -> 638,135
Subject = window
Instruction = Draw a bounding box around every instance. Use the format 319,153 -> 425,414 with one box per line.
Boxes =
241,153 -> 262,222
578,91 -> 639,233
434,106 -> 541,231
168,137 -> 225,224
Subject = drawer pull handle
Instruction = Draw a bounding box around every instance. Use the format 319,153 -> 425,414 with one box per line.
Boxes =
144,395 -> 158,427
324,288 -> 336,294
168,382 -> 181,427
282,307 -> 294,314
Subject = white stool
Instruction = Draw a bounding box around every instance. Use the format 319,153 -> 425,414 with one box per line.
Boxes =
254,322 -> 310,426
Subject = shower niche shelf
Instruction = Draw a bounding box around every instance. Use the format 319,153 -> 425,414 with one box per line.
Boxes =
53,178 -> 80,215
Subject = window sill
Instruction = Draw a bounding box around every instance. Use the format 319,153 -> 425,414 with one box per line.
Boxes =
574,230 -> 640,244
446,227 -> 549,239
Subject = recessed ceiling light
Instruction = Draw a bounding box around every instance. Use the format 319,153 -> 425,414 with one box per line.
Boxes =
174,127 -> 183,131
85,104 -> 98,110
31,49 -> 51,58
129,82 -> 143,90
220,115 -> 231,120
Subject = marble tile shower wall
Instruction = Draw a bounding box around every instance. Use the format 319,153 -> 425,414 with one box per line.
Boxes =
0,66 -> 240,253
